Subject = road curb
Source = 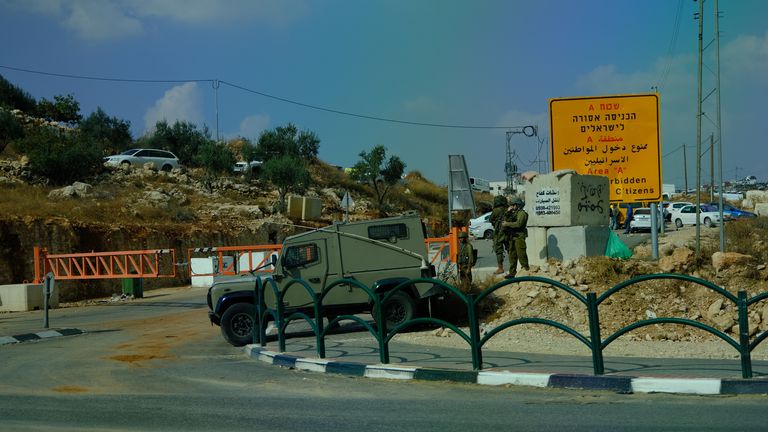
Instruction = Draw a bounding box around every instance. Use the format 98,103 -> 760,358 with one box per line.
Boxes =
244,345 -> 768,395
0,328 -> 84,346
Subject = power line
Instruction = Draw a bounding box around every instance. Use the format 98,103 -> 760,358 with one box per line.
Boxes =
0,64 -> 528,130
0,64 -> 212,84
656,0 -> 684,90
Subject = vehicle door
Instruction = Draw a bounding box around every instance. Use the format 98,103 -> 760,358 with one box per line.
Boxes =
274,240 -> 328,309
679,205 -> 696,225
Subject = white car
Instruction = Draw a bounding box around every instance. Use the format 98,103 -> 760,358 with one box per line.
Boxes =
629,207 -> 663,232
665,201 -> 693,221
672,204 -> 722,228
469,212 -> 494,240
233,160 -> 263,173
104,148 -> 180,172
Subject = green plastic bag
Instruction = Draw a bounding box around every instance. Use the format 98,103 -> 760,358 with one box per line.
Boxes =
605,230 -> 632,260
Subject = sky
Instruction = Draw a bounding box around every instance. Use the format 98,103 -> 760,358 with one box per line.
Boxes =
0,0 -> 766,188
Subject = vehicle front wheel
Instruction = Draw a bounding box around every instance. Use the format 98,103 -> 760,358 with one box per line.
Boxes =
120,161 -> 131,169
675,218 -> 683,228
379,291 -> 415,329
220,302 -> 255,347
704,217 -> 713,227
483,229 -> 493,240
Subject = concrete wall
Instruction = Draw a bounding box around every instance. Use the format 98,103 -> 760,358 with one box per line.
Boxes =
526,172 -> 609,227
0,283 -> 59,312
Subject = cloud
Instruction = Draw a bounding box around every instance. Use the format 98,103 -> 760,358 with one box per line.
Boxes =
238,113 -> 271,139
6,0 -> 308,41
144,82 -> 203,132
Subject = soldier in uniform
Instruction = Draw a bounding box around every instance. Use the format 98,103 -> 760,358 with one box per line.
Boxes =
456,231 -> 475,290
489,195 -> 509,275
501,197 -> 529,278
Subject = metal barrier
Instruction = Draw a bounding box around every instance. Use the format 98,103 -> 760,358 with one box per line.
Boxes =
33,246 -> 176,283
187,245 -> 282,278
252,273 -> 768,379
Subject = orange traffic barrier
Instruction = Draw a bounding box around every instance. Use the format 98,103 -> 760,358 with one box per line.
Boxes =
187,244 -> 282,278
33,246 -> 176,283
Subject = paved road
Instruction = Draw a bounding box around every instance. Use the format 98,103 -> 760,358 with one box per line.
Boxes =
2,288 -> 768,431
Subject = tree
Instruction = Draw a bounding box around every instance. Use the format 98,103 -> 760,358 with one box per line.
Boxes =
79,107 -> 133,155
350,145 -> 406,213
255,123 -> 320,162
0,74 -> 36,112
262,154 -> 310,212
13,128 -> 102,185
0,109 -> 23,153
195,140 -> 235,175
138,120 -> 212,167
36,94 -> 82,125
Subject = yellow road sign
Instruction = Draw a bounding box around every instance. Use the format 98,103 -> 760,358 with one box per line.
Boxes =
549,93 -> 662,203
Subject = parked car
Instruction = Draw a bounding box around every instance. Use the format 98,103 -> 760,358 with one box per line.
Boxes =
104,148 -> 180,172
469,211 -> 494,240
233,160 -> 263,173
665,201 -> 693,221
706,202 -> 757,219
629,207 -> 663,232
672,204 -> 722,228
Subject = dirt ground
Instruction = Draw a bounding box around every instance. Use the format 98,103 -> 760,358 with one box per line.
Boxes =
398,225 -> 768,361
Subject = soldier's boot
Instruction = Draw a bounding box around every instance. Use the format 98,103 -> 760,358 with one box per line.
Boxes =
494,260 -> 504,275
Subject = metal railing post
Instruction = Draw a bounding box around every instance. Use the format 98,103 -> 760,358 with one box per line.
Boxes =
313,292 -> 326,358
737,291 -> 753,378
467,293 -> 483,370
587,292 -> 605,375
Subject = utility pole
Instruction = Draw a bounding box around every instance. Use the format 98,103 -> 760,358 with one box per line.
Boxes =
715,0 -> 725,252
710,134 -> 715,202
695,0 -> 704,257
683,144 -> 688,193
213,80 -> 221,142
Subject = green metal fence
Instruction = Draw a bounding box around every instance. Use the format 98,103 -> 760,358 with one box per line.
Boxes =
252,273 -> 766,379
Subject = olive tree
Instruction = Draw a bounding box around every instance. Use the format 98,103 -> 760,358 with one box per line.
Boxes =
350,145 -> 406,213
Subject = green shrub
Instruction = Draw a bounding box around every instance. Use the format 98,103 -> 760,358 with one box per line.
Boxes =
13,128 -> 102,185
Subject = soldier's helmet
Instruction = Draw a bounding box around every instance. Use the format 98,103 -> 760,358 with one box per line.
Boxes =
493,195 -> 508,207
457,231 -> 468,239
510,197 -> 524,206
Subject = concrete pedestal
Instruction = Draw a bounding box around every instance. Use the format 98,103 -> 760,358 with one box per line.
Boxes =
0,283 -> 59,312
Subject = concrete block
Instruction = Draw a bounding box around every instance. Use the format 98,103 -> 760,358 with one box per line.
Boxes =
526,226 -> 548,266
546,225 -> 610,262
526,172 -> 610,227
287,195 -> 322,221
0,283 -> 59,312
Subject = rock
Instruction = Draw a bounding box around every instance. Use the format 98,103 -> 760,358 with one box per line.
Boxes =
659,247 -> 694,273
645,310 -> 657,319
712,251 -> 755,272
711,313 -> 735,331
755,203 -> 768,217
72,181 -> 92,196
707,299 -> 724,320
526,289 -> 540,298
48,186 -> 77,200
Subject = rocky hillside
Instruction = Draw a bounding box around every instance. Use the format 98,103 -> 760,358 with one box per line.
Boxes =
0,156 -> 452,300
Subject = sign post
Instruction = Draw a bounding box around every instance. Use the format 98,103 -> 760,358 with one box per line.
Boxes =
549,93 -> 662,203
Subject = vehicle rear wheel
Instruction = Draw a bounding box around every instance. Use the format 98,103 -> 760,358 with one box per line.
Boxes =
675,218 -> 683,228
161,164 -> 173,172
704,217 -> 713,227
379,291 -> 415,329
483,229 -> 493,240
220,302 -> 255,347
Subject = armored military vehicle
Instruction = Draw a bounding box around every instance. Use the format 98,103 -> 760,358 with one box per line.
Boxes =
207,213 -> 440,346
